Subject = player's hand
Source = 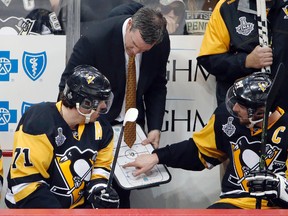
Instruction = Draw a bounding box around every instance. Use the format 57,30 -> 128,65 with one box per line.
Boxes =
246,170 -> 279,199
246,171 -> 288,207
245,45 -> 273,69
88,185 -> 119,209
123,153 -> 159,176
142,129 -> 161,149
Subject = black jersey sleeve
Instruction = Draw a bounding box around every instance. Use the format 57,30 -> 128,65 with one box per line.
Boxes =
10,184 -> 62,208
154,107 -> 228,171
153,138 -> 206,171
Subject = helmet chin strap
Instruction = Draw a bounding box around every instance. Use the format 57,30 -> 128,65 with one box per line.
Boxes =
246,111 -> 272,128
76,103 -> 95,124
247,117 -> 263,128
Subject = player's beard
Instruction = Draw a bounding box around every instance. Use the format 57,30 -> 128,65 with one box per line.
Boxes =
239,117 -> 251,126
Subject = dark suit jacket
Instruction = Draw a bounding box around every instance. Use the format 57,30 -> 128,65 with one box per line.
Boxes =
59,15 -> 170,131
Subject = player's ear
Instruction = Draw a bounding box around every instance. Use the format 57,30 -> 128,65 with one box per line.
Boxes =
127,19 -> 133,32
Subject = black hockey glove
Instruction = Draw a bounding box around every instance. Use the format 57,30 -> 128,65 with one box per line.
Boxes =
246,170 -> 288,207
87,185 -> 119,209
246,170 -> 279,199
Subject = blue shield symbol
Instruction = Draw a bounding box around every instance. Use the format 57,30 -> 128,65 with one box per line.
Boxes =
21,102 -> 35,115
22,51 -> 47,81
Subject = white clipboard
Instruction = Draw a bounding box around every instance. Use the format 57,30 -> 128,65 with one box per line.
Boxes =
112,124 -> 171,190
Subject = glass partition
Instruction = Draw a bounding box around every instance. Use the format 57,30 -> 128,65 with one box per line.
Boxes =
0,0 -> 68,35
1,0 -> 219,62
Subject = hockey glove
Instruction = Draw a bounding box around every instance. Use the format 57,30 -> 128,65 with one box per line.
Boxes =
246,170 -> 279,199
87,184 -> 119,209
246,170 -> 288,207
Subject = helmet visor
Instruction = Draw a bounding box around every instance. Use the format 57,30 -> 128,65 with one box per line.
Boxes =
80,92 -> 114,114
225,85 -> 239,118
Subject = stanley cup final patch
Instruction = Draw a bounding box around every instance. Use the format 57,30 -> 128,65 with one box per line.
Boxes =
222,116 -> 236,137
55,127 -> 66,147
235,16 -> 254,36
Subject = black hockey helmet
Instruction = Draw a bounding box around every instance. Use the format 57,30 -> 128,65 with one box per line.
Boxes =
63,65 -> 113,113
226,73 -> 272,117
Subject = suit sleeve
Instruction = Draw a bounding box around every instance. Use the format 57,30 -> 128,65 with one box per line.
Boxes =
144,31 -> 170,131
58,36 -> 96,92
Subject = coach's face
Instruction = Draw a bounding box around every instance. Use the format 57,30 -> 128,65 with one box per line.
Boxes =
124,19 -> 154,57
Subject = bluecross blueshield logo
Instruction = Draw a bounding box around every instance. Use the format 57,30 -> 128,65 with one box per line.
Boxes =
0,101 -> 17,131
21,101 -> 38,115
0,51 -> 18,81
22,51 -> 47,81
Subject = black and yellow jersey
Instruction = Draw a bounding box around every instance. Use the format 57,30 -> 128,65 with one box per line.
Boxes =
197,0 -> 288,108
198,0 -> 268,82
155,103 -> 288,209
5,101 -> 114,208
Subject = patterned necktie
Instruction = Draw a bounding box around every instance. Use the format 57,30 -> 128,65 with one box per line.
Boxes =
124,55 -> 136,148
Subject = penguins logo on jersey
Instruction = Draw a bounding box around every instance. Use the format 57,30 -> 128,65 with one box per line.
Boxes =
282,5 -> 288,19
50,146 -> 98,205
229,136 -> 284,191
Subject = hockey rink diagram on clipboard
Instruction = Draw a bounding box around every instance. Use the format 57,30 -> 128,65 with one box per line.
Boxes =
112,124 -> 171,190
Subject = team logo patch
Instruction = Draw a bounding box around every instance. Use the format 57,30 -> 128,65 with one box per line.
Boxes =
228,136 -> 283,191
84,74 -> 96,84
22,51 -> 47,81
282,5 -> 288,19
55,127 -> 66,147
222,117 -> 236,137
50,147 -> 97,204
236,17 -> 254,36
18,19 -> 35,35
258,80 -> 270,92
